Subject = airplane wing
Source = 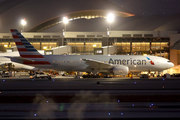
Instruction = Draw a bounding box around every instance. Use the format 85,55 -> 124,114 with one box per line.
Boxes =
82,58 -> 113,69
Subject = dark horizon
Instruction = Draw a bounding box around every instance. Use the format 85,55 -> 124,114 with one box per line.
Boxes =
1,0 -> 180,32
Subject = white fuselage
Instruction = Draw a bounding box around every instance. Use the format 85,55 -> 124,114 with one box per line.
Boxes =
0,54 -> 174,73
40,55 -> 174,72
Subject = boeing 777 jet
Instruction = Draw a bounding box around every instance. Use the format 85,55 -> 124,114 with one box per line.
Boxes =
10,29 -> 174,76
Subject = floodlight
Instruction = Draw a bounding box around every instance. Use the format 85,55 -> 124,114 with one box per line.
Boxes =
63,17 -> 69,24
107,13 -> 114,23
21,19 -> 26,26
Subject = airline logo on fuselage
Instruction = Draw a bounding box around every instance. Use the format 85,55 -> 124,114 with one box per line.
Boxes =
146,57 -> 155,65
109,58 -> 147,65
109,57 -> 155,65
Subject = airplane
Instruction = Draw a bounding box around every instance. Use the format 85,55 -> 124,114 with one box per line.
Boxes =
0,50 -> 45,71
0,56 -> 39,71
10,29 -> 174,76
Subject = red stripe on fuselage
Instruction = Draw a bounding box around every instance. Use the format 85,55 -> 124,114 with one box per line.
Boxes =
20,55 -> 44,58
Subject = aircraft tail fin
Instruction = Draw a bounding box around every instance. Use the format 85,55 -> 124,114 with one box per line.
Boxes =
10,29 -> 43,58
10,29 -> 51,66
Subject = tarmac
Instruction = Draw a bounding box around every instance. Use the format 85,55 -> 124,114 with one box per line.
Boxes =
0,76 -> 180,119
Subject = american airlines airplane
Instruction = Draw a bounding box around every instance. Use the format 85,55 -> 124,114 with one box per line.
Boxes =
0,51 -> 44,71
9,29 -> 174,76
0,56 -> 38,71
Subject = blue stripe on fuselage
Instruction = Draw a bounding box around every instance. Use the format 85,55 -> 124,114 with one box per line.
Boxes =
146,57 -> 150,60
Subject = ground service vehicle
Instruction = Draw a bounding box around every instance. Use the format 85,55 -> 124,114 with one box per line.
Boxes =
140,74 -> 149,78
30,73 -> 51,80
1,73 -> 10,78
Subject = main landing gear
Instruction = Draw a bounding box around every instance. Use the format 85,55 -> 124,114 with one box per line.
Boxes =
82,74 -> 100,78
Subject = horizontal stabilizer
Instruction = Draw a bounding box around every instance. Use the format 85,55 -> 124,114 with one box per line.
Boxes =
12,57 -> 35,62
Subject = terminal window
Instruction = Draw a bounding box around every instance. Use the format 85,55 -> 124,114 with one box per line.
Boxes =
96,50 -> 102,53
151,42 -> 168,50
132,42 -> 150,52
116,42 -> 130,53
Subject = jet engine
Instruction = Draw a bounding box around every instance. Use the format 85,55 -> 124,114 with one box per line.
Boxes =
112,65 -> 129,75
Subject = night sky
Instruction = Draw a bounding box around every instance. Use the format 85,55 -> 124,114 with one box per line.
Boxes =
1,0 -> 180,16
110,0 -> 180,16
1,0 -> 180,32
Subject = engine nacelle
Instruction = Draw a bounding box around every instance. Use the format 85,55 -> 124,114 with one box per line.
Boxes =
113,65 -> 129,75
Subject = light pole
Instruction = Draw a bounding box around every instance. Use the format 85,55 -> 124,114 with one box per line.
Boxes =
62,17 -> 70,53
107,13 -> 115,55
63,17 -> 69,37
21,19 -> 26,33
107,13 -> 114,31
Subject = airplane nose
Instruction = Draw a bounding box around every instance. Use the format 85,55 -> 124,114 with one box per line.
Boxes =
171,62 -> 174,67
168,62 -> 174,68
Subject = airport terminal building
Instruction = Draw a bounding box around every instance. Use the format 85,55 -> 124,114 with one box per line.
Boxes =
0,0 -> 180,75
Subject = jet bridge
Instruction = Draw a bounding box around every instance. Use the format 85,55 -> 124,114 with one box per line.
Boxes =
44,45 -> 72,55
94,46 -> 117,55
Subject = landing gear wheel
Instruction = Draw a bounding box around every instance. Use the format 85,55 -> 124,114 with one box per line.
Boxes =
82,74 -> 100,78
48,76 -> 51,80
82,75 -> 87,78
95,74 -> 100,78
